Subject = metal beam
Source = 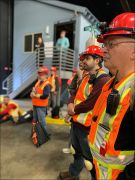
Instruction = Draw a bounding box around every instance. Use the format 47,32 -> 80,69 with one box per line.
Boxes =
120,0 -> 131,12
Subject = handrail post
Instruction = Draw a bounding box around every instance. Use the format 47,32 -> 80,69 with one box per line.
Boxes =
2,79 -> 8,91
38,48 -> 40,68
57,47 -> 62,107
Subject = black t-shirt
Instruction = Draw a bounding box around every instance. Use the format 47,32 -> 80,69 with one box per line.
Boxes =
115,106 -> 135,150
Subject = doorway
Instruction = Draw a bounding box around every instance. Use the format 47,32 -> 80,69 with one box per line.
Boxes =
54,21 -> 75,50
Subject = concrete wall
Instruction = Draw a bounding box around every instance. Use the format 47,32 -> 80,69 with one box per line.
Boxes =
13,0 -> 77,90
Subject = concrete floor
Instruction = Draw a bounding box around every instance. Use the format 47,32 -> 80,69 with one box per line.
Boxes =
0,99 -> 89,180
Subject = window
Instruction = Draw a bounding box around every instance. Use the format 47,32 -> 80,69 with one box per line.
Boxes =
24,33 -> 43,53
24,34 -> 33,52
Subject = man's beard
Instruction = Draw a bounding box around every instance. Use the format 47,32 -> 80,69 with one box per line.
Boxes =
83,65 -> 94,72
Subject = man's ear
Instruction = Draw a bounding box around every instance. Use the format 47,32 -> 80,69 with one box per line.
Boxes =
95,58 -> 100,65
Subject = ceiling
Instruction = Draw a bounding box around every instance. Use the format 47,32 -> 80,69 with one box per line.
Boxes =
59,0 -> 135,22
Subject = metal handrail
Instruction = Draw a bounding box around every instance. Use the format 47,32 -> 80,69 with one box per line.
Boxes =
2,74 -> 13,94
2,46 -> 75,96
2,79 -> 8,90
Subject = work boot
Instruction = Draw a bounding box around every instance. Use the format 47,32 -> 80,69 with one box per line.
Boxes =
90,168 -> 96,180
58,171 -> 79,180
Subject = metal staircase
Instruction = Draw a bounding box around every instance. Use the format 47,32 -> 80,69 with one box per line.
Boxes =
2,46 -> 75,98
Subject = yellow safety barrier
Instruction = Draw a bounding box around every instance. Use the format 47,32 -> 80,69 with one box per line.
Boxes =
0,96 -> 4,102
46,116 -> 70,126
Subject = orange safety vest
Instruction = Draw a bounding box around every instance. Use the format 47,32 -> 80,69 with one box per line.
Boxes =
72,69 -> 107,127
89,72 -> 135,179
32,79 -> 50,106
0,101 -> 23,118
48,75 -> 56,92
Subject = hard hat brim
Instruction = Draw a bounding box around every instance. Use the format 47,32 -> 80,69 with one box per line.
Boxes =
38,71 -> 48,75
97,30 -> 134,43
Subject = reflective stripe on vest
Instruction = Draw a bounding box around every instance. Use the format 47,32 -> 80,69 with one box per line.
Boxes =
32,80 -> 50,106
73,69 -> 107,126
89,72 -> 135,166
93,158 -> 123,180
48,75 -> 56,92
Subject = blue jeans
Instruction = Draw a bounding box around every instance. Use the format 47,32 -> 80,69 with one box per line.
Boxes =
33,106 -> 47,131
50,92 -> 57,108
69,123 -> 93,177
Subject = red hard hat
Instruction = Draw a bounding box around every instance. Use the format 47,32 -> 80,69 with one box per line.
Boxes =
50,66 -> 57,72
81,45 -> 103,57
97,12 -> 135,43
38,66 -> 49,74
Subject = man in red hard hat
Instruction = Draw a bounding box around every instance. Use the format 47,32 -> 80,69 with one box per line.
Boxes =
67,68 -> 77,87
48,67 -> 58,97
59,45 -> 110,180
30,66 -> 51,132
89,12 -> 135,180
48,66 -> 62,118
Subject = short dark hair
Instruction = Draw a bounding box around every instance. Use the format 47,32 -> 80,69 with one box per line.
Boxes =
91,54 -> 103,68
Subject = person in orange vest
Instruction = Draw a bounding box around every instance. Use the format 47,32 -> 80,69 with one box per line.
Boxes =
67,68 -> 84,96
30,66 -> 51,131
59,45 -> 110,180
0,96 -> 23,123
48,66 -> 62,116
67,56 -> 87,98
67,68 -> 77,86
89,12 -> 135,180
62,57 -> 85,154
67,68 -> 78,99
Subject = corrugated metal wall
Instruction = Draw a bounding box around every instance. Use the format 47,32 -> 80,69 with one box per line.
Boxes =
0,0 -> 13,94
